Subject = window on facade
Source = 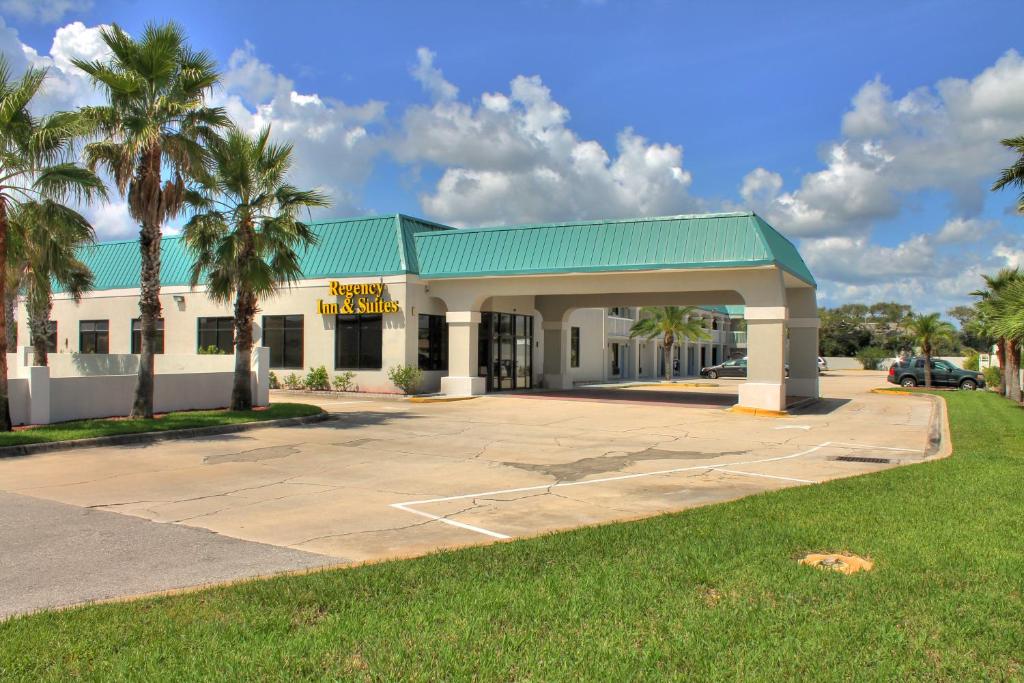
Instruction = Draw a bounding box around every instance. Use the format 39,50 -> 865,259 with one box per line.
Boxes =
45,320 -> 57,353
198,317 -> 234,354
570,326 -> 580,368
79,320 -> 109,354
418,314 -> 448,371
131,318 -> 165,354
335,314 -> 382,370
263,315 -> 304,368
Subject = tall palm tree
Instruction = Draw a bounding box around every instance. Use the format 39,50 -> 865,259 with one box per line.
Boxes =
629,306 -> 710,381
0,57 -> 106,430
986,277 -> 1024,404
971,268 -> 1022,399
7,200 -> 95,366
182,125 -> 328,410
74,22 -> 228,418
905,312 -> 956,388
992,135 -> 1024,213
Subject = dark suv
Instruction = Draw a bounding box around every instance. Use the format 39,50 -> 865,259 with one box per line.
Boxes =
887,357 -> 985,390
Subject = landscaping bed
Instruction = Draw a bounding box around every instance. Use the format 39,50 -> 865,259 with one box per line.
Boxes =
1,391 -> 1022,679
0,403 -> 324,448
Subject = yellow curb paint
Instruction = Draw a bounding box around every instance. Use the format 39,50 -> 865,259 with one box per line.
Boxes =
728,405 -> 790,418
407,396 -> 479,404
871,388 -> 912,396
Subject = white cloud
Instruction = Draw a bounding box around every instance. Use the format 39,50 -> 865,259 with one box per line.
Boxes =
745,50 -> 1024,238
215,42 -> 387,216
0,0 -> 91,23
934,217 -> 995,244
394,52 -> 698,225
993,240 -> 1024,269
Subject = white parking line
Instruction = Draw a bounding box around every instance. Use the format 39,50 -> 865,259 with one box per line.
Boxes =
390,442 -> 840,538
830,441 -> 920,452
711,468 -> 816,484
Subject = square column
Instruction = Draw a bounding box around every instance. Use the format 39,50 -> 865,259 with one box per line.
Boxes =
787,317 -> 820,399
441,311 -> 486,396
738,306 -> 787,412
542,321 -> 572,390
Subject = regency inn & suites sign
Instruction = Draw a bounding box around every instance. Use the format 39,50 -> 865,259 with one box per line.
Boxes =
316,281 -> 401,315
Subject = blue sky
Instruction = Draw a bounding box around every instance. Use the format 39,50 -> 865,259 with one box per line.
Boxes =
2,0 -> 1023,313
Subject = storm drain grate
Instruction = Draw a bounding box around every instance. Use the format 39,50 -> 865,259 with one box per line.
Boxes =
832,455 -> 893,464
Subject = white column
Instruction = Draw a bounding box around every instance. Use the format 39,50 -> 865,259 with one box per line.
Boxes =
441,311 -> 486,396
251,346 -> 270,407
26,365 -> 51,425
543,321 -> 572,390
738,306 -> 787,412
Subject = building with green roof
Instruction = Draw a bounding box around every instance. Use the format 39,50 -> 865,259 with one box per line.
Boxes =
33,211 -> 818,412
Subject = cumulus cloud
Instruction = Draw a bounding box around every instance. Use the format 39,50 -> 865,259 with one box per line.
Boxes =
393,50 -> 698,225
934,217 -> 996,245
214,42 -> 387,215
0,0 -> 91,23
745,50 -> 1024,238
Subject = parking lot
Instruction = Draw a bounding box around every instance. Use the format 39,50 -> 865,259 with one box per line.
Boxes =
0,371 -> 941,616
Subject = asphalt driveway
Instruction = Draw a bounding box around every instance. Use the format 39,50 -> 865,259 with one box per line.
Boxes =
0,372 -> 939,618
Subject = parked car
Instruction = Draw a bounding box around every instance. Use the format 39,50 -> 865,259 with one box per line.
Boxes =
701,358 -> 789,379
887,357 -> 985,390
817,356 -> 828,373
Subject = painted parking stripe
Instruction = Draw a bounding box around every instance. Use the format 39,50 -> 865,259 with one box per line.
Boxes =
711,468 -> 817,484
390,442 -> 839,538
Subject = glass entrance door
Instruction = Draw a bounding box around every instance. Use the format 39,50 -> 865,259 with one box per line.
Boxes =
479,312 -> 533,391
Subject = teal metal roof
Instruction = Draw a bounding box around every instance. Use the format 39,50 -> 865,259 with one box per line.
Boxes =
413,212 -> 815,285
701,305 -> 745,317
66,211 -> 814,292
68,214 -> 454,291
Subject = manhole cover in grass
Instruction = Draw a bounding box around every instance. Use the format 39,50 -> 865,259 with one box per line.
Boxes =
799,552 -> 874,574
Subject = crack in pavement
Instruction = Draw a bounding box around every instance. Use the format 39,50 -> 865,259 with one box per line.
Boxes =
289,503 -> 482,547
501,448 -> 750,482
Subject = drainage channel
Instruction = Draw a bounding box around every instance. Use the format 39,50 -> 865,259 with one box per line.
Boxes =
830,455 -> 894,464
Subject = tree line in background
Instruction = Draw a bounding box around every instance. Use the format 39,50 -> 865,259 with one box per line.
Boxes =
0,21 -> 330,432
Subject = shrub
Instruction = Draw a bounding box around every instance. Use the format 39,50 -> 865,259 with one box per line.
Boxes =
984,366 -> 1001,390
283,372 -> 303,390
333,371 -> 356,392
855,346 -> 888,370
198,345 -> 229,355
387,364 -> 423,395
268,371 -> 280,389
304,365 -> 331,391
963,349 -> 979,371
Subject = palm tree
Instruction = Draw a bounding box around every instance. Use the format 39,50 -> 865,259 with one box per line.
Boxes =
629,306 -> 710,381
182,125 -> 328,410
986,277 -> 1024,404
972,268 -> 1022,399
74,22 -> 228,419
7,200 -> 95,366
0,57 -> 106,430
905,313 -> 956,388
992,135 -> 1024,213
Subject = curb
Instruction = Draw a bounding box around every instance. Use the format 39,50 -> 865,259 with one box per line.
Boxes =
728,405 -> 789,418
0,412 -> 332,459
407,396 -> 479,404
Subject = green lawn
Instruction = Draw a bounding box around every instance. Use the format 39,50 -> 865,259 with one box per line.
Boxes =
2,392 -> 1023,680
0,403 -> 323,447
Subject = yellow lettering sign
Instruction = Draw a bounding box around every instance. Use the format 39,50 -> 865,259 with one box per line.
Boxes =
320,281 -> 399,315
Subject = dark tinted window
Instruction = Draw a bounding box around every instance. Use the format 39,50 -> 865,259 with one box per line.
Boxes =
131,318 -> 165,354
79,320 -> 109,354
418,314 -> 448,371
263,315 -> 304,368
570,327 -> 580,368
335,314 -> 382,370
198,317 -> 234,354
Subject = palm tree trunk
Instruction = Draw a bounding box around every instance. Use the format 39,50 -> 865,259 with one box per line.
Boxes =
923,347 -> 932,388
0,199 -> 11,430
996,339 -> 1007,396
231,289 -> 256,411
28,293 -> 52,367
4,288 -> 16,351
1006,343 -> 1022,403
131,147 -> 164,419
663,333 -> 673,381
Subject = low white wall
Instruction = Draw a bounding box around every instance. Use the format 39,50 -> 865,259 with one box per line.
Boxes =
5,347 -> 269,425
825,355 -> 968,370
